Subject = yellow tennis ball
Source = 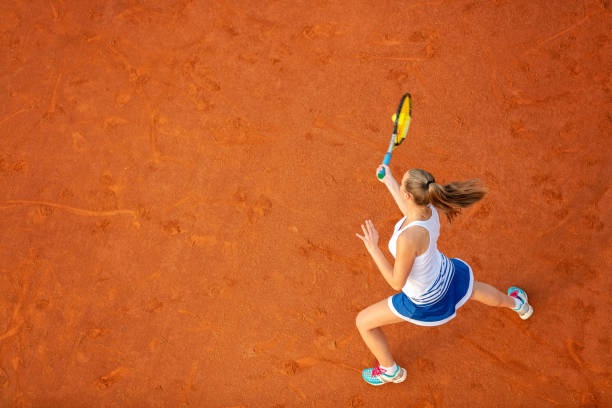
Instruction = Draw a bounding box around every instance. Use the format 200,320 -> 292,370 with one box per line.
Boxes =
392,112 -> 407,125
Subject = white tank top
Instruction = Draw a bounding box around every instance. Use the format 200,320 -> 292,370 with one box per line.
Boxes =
388,205 -> 454,305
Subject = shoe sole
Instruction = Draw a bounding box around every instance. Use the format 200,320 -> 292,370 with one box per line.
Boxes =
520,304 -> 534,320
393,367 -> 407,383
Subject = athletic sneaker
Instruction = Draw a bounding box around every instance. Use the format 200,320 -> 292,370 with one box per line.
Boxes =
507,286 -> 534,320
362,365 -> 407,386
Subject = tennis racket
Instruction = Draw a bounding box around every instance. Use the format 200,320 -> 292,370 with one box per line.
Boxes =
377,93 -> 412,179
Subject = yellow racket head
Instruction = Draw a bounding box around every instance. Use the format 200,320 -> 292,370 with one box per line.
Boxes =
391,96 -> 412,148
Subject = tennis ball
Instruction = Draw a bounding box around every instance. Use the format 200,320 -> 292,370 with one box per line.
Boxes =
392,112 -> 406,125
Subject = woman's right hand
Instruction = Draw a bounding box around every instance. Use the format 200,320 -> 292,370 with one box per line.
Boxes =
376,164 -> 394,183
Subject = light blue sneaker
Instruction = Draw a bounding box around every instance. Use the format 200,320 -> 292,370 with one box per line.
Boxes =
362,365 -> 407,386
507,287 -> 534,320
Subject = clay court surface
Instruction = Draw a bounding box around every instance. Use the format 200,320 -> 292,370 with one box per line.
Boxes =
1,0 -> 611,406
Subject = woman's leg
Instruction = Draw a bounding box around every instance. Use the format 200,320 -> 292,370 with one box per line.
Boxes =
471,281 -> 516,309
356,298 -> 404,367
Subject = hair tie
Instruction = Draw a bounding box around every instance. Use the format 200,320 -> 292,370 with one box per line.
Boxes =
426,180 -> 434,188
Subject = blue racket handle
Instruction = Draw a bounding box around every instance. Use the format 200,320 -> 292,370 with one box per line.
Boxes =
377,153 -> 392,179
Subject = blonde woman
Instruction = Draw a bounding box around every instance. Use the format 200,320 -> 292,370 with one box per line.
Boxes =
355,164 -> 533,386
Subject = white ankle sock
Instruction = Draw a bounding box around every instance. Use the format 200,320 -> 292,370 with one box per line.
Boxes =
380,363 -> 398,374
512,297 -> 522,310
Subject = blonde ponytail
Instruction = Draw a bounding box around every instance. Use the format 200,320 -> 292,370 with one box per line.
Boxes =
403,169 -> 487,222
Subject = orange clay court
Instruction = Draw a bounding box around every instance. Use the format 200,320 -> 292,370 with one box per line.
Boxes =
1,0 -> 611,407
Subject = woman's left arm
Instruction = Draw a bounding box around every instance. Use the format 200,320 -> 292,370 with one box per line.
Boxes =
356,220 -> 414,291
367,246 -> 395,288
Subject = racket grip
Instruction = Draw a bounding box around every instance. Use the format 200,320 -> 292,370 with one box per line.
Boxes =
382,153 -> 392,165
377,153 -> 392,179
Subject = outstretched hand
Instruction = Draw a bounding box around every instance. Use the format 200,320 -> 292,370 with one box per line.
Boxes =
355,219 -> 380,253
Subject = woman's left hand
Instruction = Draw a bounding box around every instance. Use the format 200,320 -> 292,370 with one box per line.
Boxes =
356,219 -> 380,253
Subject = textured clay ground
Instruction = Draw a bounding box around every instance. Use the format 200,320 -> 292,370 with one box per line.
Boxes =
1,0 -> 611,407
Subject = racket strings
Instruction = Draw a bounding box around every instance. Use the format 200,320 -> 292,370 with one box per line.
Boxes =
393,98 -> 412,147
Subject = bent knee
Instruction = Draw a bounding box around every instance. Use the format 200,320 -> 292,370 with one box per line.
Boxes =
355,309 -> 376,332
355,309 -> 368,331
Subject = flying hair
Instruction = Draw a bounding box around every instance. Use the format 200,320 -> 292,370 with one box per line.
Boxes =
402,169 -> 487,222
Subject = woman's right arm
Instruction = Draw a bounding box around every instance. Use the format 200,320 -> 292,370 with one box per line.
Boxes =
377,165 -> 408,213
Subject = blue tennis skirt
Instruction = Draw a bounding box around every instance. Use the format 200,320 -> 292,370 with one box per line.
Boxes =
387,258 -> 474,326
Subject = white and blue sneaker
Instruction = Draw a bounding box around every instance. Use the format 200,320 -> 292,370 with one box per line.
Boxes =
362,365 -> 407,386
507,286 -> 534,320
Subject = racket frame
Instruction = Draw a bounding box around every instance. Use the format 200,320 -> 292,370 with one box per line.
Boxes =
377,93 -> 412,179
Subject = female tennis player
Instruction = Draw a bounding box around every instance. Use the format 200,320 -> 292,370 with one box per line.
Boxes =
355,164 -> 533,386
